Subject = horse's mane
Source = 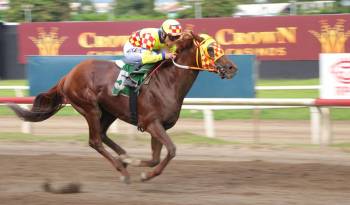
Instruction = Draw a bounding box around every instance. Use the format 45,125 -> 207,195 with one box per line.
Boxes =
154,31 -> 203,71
175,31 -> 203,54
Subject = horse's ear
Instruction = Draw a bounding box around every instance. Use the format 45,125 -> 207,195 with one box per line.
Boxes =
181,30 -> 193,40
190,30 -> 195,37
181,30 -> 202,42
193,33 -> 204,43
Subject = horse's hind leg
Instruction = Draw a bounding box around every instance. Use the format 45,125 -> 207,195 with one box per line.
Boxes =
100,109 -> 141,166
71,103 -> 130,183
100,108 -> 127,155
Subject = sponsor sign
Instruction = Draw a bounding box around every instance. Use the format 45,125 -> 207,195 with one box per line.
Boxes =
320,53 -> 350,99
18,14 -> 350,63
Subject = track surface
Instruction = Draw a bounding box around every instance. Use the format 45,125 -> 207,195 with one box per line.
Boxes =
0,142 -> 350,205
1,116 -> 350,205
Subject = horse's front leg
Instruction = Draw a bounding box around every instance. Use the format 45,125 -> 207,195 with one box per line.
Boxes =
140,121 -> 176,181
120,136 -> 162,167
138,136 -> 163,167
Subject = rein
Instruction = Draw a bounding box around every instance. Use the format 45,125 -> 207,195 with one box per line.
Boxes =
134,60 -> 166,92
171,59 -> 215,71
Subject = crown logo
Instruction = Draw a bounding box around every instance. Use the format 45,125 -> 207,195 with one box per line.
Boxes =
309,19 -> 350,53
29,27 -> 68,55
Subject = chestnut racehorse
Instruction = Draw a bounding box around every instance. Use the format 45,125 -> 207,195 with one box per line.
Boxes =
9,32 -> 237,184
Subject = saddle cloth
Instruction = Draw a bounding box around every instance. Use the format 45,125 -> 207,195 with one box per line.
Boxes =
112,60 -> 154,96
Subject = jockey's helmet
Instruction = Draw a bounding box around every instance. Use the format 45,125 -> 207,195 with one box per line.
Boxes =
161,19 -> 182,37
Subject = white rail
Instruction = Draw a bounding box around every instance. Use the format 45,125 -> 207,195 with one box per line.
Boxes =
255,85 -> 320,90
0,86 -> 29,90
0,85 -> 29,97
0,85 -> 335,145
182,98 -> 338,145
184,98 -> 315,106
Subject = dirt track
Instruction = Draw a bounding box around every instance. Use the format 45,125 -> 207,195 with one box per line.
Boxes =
1,116 -> 350,204
0,142 -> 350,205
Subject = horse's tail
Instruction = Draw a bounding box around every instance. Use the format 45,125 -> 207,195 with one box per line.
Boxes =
8,79 -> 65,122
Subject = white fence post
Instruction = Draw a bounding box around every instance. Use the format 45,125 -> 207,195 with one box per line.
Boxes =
320,107 -> 332,145
203,108 -> 215,138
310,106 -> 321,144
21,120 -> 32,134
310,106 -> 332,145
253,107 -> 261,143
14,88 -> 32,134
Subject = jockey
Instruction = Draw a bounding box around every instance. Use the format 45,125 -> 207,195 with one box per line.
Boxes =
123,19 -> 182,87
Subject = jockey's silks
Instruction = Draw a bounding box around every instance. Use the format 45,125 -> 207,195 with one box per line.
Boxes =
129,28 -> 176,64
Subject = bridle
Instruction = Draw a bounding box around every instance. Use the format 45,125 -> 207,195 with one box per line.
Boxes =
172,35 -> 225,75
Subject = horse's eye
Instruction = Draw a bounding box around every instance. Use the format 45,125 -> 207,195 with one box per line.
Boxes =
207,47 -> 215,58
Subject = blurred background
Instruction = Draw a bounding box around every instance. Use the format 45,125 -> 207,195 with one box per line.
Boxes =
0,0 -> 350,146
0,2 -> 350,204
1,0 -> 350,22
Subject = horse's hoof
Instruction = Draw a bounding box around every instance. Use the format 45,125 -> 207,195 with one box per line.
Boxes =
120,154 -> 129,160
140,172 -> 149,182
120,175 -> 131,184
120,155 -> 141,166
130,159 -> 141,166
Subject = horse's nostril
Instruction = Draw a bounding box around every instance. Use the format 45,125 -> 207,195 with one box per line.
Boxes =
228,65 -> 237,70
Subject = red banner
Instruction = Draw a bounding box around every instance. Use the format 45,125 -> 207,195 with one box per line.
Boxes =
18,14 -> 350,63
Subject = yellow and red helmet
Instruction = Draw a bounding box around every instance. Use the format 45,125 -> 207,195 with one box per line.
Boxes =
161,19 -> 182,36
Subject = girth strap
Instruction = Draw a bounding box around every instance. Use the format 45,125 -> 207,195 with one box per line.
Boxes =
129,87 -> 138,126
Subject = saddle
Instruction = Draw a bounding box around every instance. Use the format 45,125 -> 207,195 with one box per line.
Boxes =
112,60 -> 155,96
112,59 -> 156,127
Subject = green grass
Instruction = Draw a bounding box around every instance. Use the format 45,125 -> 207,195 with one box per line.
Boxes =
2,131 -> 350,149
0,132 -> 237,146
257,78 -> 319,86
180,109 -> 203,119
2,79 -> 350,120
171,132 -> 238,145
210,108 -> 312,120
257,78 -> 320,99
0,132 -> 87,142
257,90 -> 318,98
331,143 -> 350,148
0,80 -> 27,86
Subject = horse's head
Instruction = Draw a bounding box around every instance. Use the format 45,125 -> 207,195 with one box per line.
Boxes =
175,31 -> 238,79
